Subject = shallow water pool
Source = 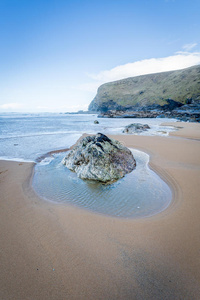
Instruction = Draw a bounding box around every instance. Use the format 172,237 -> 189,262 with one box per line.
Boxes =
32,149 -> 172,219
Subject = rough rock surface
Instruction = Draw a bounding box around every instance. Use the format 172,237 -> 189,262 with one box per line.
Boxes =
62,133 -> 136,183
123,123 -> 150,133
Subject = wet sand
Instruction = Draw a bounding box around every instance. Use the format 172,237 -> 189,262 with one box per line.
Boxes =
0,122 -> 200,299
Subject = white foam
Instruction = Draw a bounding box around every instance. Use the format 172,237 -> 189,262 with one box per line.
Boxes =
0,157 -> 35,163
39,156 -> 55,166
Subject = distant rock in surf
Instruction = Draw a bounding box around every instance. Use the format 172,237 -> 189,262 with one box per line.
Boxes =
62,133 -> 136,183
123,123 -> 150,134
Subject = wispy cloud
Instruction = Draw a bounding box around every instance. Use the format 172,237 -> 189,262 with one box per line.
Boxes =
182,43 -> 197,51
80,50 -> 200,92
0,102 -> 23,110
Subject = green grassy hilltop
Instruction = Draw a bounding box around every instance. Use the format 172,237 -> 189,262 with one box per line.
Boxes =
89,65 -> 200,112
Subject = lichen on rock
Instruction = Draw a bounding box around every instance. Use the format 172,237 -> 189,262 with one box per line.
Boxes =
62,133 -> 136,183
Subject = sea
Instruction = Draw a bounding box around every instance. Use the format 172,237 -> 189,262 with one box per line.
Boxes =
0,112 -> 177,162
0,112 -> 175,218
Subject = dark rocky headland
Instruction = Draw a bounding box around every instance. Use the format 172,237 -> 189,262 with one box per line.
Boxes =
89,65 -> 200,122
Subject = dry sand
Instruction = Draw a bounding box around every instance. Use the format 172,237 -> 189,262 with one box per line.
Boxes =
0,122 -> 200,299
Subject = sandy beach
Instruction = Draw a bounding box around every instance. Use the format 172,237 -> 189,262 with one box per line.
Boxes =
0,121 -> 200,299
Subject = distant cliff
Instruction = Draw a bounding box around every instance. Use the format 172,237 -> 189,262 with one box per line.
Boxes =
88,65 -> 200,121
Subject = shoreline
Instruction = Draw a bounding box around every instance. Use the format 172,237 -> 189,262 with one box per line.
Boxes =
1,122 -> 200,299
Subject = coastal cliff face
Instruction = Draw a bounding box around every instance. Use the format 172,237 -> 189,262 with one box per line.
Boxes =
89,65 -> 200,121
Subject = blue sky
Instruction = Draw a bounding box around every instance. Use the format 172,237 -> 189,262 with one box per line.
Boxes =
0,0 -> 200,112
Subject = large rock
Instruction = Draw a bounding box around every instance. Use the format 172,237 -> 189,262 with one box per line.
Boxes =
123,123 -> 150,134
62,133 -> 136,183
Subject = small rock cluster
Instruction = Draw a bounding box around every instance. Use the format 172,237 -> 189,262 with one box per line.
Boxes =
123,123 -> 150,134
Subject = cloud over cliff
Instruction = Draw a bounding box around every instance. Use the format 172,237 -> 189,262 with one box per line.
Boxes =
89,52 -> 200,83
80,50 -> 200,93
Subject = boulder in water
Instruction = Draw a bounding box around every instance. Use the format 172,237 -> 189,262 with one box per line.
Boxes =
62,133 -> 136,183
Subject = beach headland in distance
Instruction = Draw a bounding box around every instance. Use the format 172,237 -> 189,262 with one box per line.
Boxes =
0,121 -> 200,299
